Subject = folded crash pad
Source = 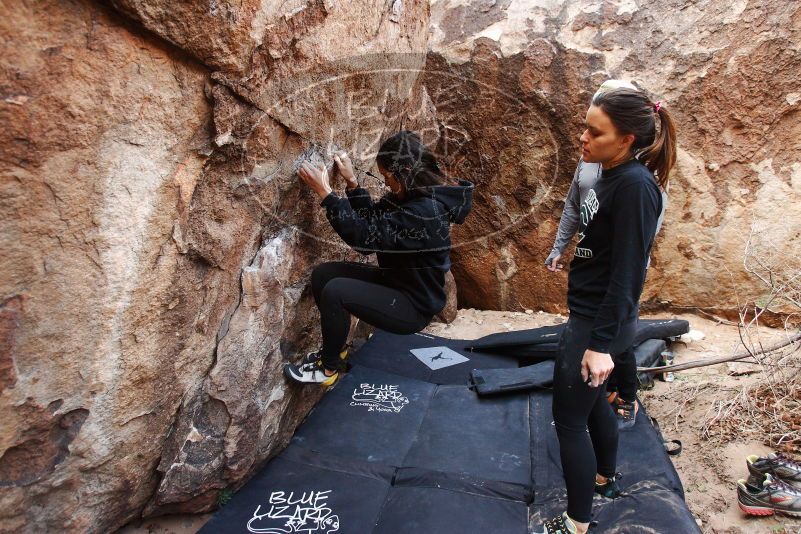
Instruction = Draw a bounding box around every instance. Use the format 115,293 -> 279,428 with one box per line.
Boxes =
632,338 -> 668,388
465,319 -> 689,362
470,360 -> 555,396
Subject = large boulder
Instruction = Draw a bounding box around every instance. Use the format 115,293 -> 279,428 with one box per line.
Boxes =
424,0 -> 801,318
0,0 -> 430,531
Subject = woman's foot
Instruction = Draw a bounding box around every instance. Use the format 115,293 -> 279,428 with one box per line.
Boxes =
613,397 -> 638,430
283,359 -> 340,387
532,512 -> 586,534
595,472 -> 623,498
300,345 -> 351,371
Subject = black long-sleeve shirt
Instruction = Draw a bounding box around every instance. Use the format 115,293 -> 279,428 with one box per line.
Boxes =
319,179 -> 474,316
566,158 -> 662,353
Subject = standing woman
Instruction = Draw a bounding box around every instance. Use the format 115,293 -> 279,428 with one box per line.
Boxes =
546,81 -> 671,431
535,87 -> 676,534
284,130 -> 474,387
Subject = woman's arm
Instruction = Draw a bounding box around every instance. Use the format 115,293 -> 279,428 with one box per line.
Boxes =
320,193 -> 433,254
545,167 -> 582,267
587,180 -> 661,353
345,186 -> 378,214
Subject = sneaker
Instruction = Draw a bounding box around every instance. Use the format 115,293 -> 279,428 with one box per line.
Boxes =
531,512 -> 578,534
747,452 -> 801,488
613,398 -> 638,430
595,472 -> 623,498
300,346 -> 350,371
283,360 -> 340,387
738,474 -> 801,517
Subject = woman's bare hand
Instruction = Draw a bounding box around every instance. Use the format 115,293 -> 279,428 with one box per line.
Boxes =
580,349 -> 614,387
298,161 -> 333,200
333,151 -> 357,189
547,254 -> 563,272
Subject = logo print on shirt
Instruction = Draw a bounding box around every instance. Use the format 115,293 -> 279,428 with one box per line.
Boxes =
576,189 -> 599,258
350,383 -> 409,413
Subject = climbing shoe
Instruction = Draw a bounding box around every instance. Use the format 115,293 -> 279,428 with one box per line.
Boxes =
747,452 -> 801,488
300,346 -> 350,372
737,474 -> 801,517
595,472 -> 623,498
283,359 -> 340,387
613,397 -> 638,430
531,512 -> 578,534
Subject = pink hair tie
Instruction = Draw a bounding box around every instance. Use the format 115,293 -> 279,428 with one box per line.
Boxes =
653,101 -> 663,113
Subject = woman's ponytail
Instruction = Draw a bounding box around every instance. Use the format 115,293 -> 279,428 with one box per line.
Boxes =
640,105 -> 677,189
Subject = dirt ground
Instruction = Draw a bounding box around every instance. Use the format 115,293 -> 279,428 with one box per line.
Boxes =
117,309 -> 801,534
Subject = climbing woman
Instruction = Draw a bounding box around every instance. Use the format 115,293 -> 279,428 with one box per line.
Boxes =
534,86 -> 676,534
283,130 -> 474,386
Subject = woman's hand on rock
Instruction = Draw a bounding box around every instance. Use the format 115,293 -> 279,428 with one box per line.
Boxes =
298,161 -> 333,200
334,151 -> 357,189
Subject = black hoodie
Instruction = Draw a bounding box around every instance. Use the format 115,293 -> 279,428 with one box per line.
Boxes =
319,178 -> 475,317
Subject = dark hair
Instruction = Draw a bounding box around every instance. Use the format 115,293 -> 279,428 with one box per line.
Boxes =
375,130 -> 456,200
592,88 -> 677,189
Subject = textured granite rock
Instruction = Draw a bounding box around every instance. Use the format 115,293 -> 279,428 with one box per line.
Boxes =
425,0 -> 801,318
0,0 -> 430,531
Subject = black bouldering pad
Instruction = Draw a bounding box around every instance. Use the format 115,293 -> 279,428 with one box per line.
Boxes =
529,391 -> 684,498
465,319 -> 689,362
470,361 -> 555,396
202,330 -> 697,533
291,365 -> 435,466
349,330 -> 519,384
402,384 -> 532,489
530,482 -> 701,533
198,450 -> 392,534
465,324 -> 563,362
631,338 -> 667,388
633,318 -> 690,345
375,485 -> 528,534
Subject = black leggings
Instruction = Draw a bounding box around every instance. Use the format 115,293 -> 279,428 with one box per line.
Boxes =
311,261 -> 433,370
552,314 -> 636,523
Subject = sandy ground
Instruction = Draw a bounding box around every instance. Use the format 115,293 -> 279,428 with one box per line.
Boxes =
117,309 -> 801,534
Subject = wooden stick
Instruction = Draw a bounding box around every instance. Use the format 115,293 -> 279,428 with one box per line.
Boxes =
638,330 -> 801,374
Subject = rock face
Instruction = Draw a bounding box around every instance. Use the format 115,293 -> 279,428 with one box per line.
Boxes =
0,0 -> 430,532
425,0 -> 801,318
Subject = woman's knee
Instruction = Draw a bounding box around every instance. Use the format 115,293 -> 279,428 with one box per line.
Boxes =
319,277 -> 350,305
312,262 -> 336,285
552,394 -> 588,435
553,417 -> 587,439
311,262 -> 339,303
